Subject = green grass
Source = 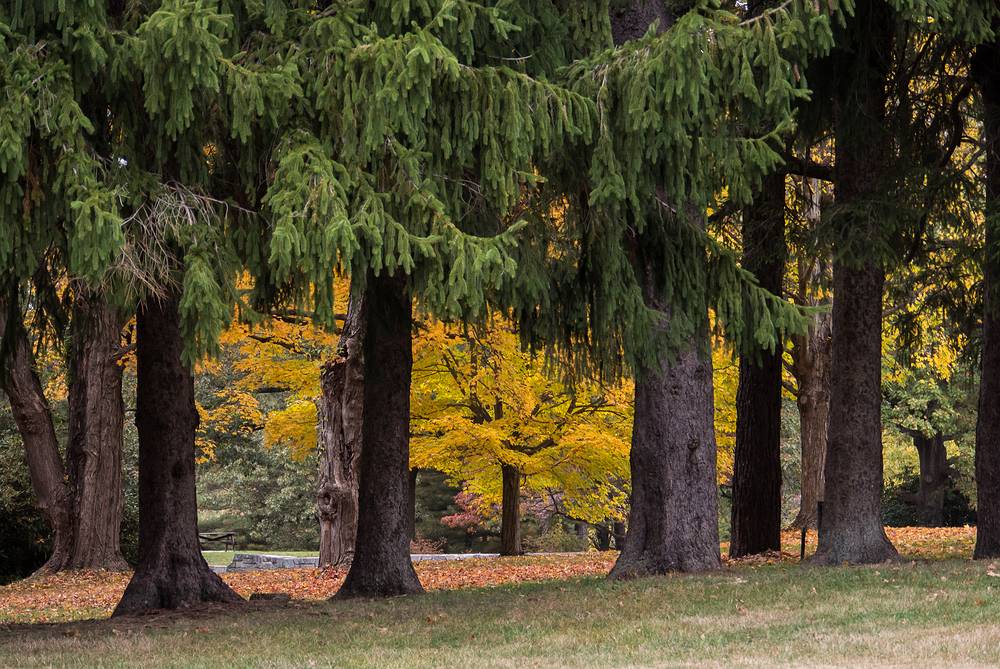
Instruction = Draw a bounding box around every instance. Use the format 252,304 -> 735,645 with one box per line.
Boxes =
200,550 -> 318,566
4,559 -> 1000,667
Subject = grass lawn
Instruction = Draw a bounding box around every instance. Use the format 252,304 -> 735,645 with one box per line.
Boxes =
201,550 -> 319,567
4,557 -> 1000,668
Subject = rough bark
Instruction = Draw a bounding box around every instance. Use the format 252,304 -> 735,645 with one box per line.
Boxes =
500,464 -> 522,556
974,36 -> 1000,559
609,311 -> 721,577
0,289 -> 128,573
609,0 -> 719,578
0,291 -> 73,574
336,272 -> 424,598
909,432 -> 948,527
730,172 -> 786,557
64,289 -> 129,571
316,293 -> 366,568
114,291 -> 241,615
812,1 -> 898,563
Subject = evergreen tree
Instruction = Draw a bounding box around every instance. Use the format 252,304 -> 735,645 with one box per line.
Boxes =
260,1 -> 596,597
522,0 -> 833,577
0,3 -> 130,573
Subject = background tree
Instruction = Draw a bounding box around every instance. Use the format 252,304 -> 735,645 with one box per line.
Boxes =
410,321 -> 631,556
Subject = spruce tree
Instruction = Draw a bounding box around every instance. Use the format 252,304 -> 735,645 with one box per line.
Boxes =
0,3 -> 130,573
519,0 -> 834,576
260,1 -> 596,597
1,1 -> 306,612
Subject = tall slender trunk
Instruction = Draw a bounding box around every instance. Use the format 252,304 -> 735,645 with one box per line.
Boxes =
500,464 -> 522,556
0,290 -> 73,573
789,310 -> 832,529
609,0 -> 719,581
731,172 -> 786,557
316,293 -> 366,567
789,185 -> 832,530
974,35 -> 1000,558
336,272 -> 424,598
65,289 -> 128,571
114,291 -> 241,615
813,0 -> 898,564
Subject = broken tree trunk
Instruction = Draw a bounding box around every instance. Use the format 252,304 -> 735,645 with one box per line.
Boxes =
316,293 -> 366,568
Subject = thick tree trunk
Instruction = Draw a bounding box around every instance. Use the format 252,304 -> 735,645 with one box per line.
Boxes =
500,464 -> 522,556
812,258 -> 897,563
114,291 -> 241,615
336,272 -> 424,598
731,172 -> 786,557
811,0 -> 898,565
0,292 -> 73,574
910,432 -> 948,527
64,289 -> 129,571
1,289 -> 130,573
974,36 -> 1000,558
316,293 -> 366,568
610,315 -> 721,577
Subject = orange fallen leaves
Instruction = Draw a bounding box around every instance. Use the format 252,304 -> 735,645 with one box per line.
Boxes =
0,527 -> 980,625
0,554 -> 617,625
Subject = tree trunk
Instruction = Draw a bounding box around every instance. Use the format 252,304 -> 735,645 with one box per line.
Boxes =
788,183 -> 833,531
316,293 -> 366,568
812,256 -> 897,564
595,523 -> 612,551
114,291 -> 241,615
1,288 -> 130,573
499,464 -> 522,555
974,36 -> 1000,558
911,432 -> 948,527
336,272 -> 424,598
0,290 -> 73,574
64,289 -> 129,571
610,320 -> 721,577
789,315 -> 832,530
731,172 -> 786,557
812,3 -> 897,564
407,468 -> 418,540
608,0 -> 718,581
612,521 -> 627,550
